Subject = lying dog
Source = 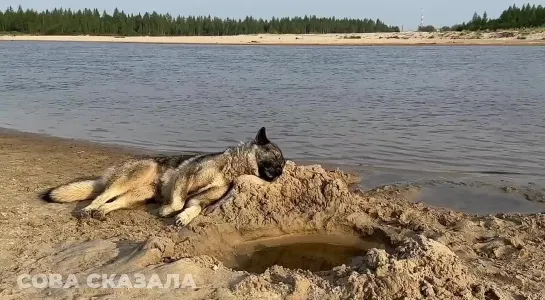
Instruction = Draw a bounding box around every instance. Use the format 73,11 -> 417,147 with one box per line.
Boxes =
43,127 -> 286,226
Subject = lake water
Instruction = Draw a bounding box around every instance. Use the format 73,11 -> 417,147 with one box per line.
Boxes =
1,41 -> 545,213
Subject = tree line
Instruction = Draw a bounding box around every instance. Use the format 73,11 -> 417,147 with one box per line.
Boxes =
0,5 -> 400,36
449,3 -> 545,31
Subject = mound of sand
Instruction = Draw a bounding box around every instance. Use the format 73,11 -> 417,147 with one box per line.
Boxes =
2,159 -> 545,299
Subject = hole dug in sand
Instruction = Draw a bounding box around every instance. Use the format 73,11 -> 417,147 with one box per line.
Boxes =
219,233 -> 392,274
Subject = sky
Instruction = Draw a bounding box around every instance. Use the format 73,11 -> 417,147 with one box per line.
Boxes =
3,0 -> 545,30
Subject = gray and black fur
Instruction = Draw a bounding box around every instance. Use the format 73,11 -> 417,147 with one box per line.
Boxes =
157,127 -> 286,226
42,127 -> 286,226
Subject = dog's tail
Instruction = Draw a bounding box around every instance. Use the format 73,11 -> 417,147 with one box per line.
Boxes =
41,177 -> 105,203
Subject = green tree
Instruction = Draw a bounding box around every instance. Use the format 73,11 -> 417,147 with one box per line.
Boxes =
454,3 -> 545,31
0,5 -> 401,36
417,25 -> 436,32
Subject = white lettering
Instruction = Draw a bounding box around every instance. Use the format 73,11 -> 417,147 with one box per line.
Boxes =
87,273 -> 101,288
181,274 -> 197,289
16,274 -> 32,289
133,273 -> 146,288
63,274 -> 79,289
116,274 -> 132,289
48,274 -> 63,288
146,274 -> 163,289
101,274 -> 117,289
32,274 -> 48,289
15,272 -> 196,289
164,273 -> 180,288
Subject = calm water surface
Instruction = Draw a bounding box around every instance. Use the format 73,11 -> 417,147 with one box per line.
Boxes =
1,41 -> 544,187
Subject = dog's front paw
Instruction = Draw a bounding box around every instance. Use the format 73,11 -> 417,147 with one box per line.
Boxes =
174,213 -> 190,227
76,209 -> 92,219
91,209 -> 106,221
173,206 -> 201,227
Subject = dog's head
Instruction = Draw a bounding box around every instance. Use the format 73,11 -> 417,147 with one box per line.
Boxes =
252,127 -> 286,182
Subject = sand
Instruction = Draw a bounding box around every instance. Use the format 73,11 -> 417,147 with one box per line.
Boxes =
2,30 -> 545,46
1,129 -> 545,299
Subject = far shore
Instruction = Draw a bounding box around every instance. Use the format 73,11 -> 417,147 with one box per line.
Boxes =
2,30 -> 545,46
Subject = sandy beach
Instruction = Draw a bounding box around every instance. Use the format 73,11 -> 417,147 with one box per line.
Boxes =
2,30 -> 545,46
0,128 -> 545,299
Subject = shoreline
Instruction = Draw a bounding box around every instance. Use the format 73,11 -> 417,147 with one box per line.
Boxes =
1,126 -> 540,181
2,31 -> 545,46
1,126 -> 544,212
0,126 -> 196,158
0,126 -> 443,177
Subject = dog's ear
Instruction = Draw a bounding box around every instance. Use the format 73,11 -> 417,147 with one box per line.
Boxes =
253,127 -> 270,145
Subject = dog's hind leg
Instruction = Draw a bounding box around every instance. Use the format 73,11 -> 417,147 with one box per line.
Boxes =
90,184 -> 156,220
78,160 -> 159,219
77,185 -> 129,218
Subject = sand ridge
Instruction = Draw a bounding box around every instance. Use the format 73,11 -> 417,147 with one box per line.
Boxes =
1,130 -> 545,299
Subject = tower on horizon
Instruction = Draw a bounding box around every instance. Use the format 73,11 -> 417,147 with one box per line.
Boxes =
420,8 -> 424,28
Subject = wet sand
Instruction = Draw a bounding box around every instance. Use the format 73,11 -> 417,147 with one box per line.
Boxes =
2,128 -> 545,299
2,30 -> 545,46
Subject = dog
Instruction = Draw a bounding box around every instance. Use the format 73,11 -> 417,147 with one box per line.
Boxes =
42,127 -> 286,227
